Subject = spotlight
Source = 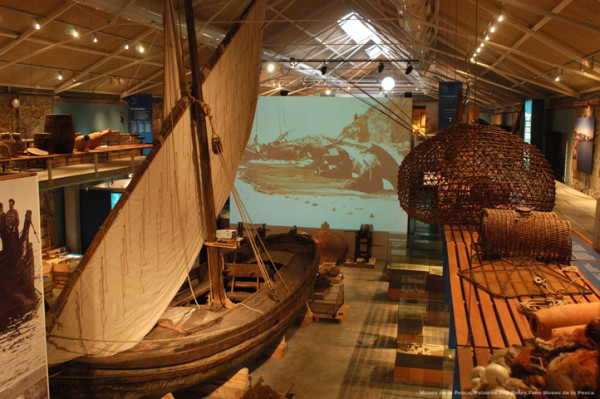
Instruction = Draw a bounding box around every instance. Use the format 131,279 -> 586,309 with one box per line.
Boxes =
381,76 -> 395,91
320,64 -> 327,75
266,62 -> 275,73
470,57 -> 475,63
480,42 -> 484,48
289,58 -> 296,68
555,75 -> 560,82
124,43 -> 130,50
72,29 -> 79,38
476,47 -> 481,53
497,14 -> 504,22
93,35 -> 98,43
58,71 -> 63,80
405,62 -> 413,75
34,20 -> 40,30
137,44 -> 145,54
485,35 -> 490,40
490,26 -> 496,33
378,61 -> 384,73
325,88 -> 331,95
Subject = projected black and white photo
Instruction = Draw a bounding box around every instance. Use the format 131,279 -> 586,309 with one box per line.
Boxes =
231,96 -> 412,232
0,174 -> 49,398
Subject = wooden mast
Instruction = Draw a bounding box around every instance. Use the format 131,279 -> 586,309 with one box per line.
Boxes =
184,0 -> 228,309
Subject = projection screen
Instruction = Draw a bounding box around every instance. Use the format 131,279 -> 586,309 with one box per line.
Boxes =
231,96 -> 412,232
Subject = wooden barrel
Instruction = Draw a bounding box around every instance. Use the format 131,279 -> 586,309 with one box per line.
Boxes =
478,207 -> 572,262
44,114 -> 75,154
311,230 -> 348,263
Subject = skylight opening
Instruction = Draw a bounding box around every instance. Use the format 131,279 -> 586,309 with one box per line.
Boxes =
365,44 -> 389,59
338,13 -> 381,45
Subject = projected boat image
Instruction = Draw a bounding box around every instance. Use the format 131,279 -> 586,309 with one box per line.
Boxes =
242,103 -> 411,193
46,1 -> 319,397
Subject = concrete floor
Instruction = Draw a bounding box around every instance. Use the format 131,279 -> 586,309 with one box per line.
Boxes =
554,181 -> 596,242
248,261 -> 399,399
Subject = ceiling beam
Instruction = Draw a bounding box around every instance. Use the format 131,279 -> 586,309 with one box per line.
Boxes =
55,29 -> 155,94
0,3 -> 75,58
467,0 -> 586,66
499,0 -> 600,34
481,0 -> 574,78
0,0 -> 138,73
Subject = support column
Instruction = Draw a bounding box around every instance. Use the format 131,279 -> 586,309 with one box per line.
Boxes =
64,185 -> 82,254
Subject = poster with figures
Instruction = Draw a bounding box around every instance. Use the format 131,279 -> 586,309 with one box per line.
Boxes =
0,173 -> 49,398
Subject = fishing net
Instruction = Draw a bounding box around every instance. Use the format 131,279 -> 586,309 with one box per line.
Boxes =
397,124 -> 555,225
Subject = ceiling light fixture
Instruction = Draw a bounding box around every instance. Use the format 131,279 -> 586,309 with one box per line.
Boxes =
72,29 -> 79,38
476,47 -> 482,53
497,14 -> 504,22
93,35 -> 98,43
124,43 -> 130,50
320,64 -> 327,75
137,44 -> 145,54
266,62 -> 275,73
490,26 -> 496,33
378,61 -> 384,73
405,61 -> 413,75
34,20 -> 40,30
325,88 -> 331,95
485,35 -> 490,40
58,71 -> 63,80
381,76 -> 395,91
289,58 -> 296,68
480,42 -> 484,48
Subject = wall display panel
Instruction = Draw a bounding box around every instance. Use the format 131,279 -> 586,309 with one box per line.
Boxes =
53,102 -> 128,135
574,117 -> 594,175
0,174 -> 49,398
231,96 -> 412,232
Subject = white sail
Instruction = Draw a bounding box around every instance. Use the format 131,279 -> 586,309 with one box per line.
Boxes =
47,0 -> 266,365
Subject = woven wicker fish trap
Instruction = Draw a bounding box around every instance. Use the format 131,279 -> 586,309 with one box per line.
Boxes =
397,124 -> 555,225
311,230 -> 348,263
478,208 -> 572,262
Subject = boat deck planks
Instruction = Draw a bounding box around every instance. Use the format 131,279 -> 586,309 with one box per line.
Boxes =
445,225 -> 600,393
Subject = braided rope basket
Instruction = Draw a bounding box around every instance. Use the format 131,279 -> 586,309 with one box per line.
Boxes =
478,207 -> 572,262
397,124 -> 555,225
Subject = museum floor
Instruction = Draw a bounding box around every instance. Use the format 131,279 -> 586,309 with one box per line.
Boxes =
162,180 -> 600,399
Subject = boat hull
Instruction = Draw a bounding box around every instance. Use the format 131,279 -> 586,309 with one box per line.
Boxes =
49,233 -> 318,398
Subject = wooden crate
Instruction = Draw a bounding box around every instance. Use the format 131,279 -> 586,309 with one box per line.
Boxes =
394,344 -> 454,388
313,304 -> 350,323
308,283 -> 344,316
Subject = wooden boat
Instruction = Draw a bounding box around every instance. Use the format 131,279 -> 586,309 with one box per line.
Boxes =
46,0 -> 318,397
49,233 -> 318,398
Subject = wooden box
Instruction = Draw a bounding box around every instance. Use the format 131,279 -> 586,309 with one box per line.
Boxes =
309,283 -> 344,316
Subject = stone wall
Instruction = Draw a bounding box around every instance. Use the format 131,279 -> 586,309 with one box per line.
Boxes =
0,93 -> 53,139
19,95 -> 53,139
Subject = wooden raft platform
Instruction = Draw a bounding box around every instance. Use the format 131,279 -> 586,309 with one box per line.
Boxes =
445,226 -> 600,393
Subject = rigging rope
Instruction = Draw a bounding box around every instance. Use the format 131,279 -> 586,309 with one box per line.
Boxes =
192,95 -> 290,299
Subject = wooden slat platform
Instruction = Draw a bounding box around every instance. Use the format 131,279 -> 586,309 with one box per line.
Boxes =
445,225 -> 600,392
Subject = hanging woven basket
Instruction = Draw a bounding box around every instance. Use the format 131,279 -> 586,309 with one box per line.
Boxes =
478,207 -> 572,262
397,124 -> 555,225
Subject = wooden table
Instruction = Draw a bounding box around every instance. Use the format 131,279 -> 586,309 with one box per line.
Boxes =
445,225 -> 600,392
